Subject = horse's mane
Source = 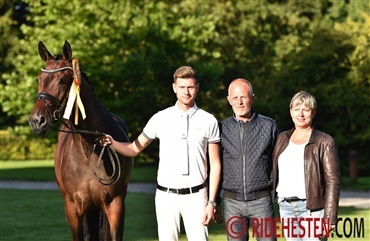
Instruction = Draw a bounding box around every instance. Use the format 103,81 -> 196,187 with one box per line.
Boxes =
81,72 -> 96,94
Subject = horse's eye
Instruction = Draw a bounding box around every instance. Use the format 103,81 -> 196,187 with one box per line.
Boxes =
35,78 -> 39,84
60,78 -> 69,85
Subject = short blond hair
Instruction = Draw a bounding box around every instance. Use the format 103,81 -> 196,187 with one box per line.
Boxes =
290,91 -> 317,111
173,66 -> 197,83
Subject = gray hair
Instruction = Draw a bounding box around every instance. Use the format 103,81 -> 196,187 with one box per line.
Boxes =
290,91 -> 317,111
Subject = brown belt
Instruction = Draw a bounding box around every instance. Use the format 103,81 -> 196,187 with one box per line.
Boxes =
157,183 -> 205,195
224,190 -> 270,200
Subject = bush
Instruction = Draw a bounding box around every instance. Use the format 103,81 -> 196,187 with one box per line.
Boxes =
0,128 -> 56,160
0,126 -> 156,164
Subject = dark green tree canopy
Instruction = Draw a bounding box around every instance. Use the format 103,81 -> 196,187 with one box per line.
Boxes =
1,0 -> 369,164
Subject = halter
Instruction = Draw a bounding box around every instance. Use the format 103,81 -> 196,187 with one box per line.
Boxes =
35,67 -> 73,124
41,66 -> 73,73
35,66 -> 121,185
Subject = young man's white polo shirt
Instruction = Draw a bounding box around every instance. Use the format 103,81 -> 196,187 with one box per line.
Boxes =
142,102 -> 220,189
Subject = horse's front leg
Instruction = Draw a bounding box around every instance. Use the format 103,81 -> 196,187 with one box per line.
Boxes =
64,199 -> 84,241
105,197 -> 125,241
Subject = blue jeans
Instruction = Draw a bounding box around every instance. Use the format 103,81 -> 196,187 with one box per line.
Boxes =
223,196 -> 276,241
278,199 -> 325,241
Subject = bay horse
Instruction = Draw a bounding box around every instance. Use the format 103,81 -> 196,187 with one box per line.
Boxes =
29,41 -> 133,241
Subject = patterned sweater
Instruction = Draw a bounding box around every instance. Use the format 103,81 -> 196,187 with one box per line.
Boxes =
220,111 -> 279,201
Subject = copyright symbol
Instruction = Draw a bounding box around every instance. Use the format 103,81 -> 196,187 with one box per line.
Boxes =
226,215 -> 247,239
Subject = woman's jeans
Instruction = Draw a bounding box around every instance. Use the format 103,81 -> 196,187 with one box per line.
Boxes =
223,196 -> 276,241
278,199 -> 325,241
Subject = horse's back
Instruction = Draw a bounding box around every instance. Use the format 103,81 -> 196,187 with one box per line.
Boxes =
110,113 -> 130,141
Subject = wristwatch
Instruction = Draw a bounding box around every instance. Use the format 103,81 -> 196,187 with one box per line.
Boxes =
208,200 -> 217,207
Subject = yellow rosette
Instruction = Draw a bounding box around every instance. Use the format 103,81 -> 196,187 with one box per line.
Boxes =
63,58 -> 86,124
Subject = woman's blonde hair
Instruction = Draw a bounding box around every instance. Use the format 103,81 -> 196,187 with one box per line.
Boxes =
290,91 -> 317,111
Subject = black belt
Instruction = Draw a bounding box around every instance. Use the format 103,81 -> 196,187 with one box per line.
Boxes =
224,190 -> 270,200
157,184 -> 205,195
283,196 -> 306,203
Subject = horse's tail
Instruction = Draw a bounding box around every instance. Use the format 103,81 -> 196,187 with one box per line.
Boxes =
83,209 -> 110,241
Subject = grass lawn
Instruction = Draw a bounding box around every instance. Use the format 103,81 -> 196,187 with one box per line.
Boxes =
1,160 -> 369,240
341,176 -> 370,191
0,189 -> 369,241
0,160 -> 158,183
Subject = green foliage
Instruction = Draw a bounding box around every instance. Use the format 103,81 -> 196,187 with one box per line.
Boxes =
341,176 -> 370,191
1,0 -> 369,169
0,128 -> 55,160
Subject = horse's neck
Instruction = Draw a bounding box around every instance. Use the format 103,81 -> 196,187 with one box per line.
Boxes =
70,79 -> 113,140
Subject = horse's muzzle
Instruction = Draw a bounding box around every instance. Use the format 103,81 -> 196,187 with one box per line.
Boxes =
29,113 -> 50,135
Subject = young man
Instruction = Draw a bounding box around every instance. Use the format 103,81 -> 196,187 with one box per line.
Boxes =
101,66 -> 221,241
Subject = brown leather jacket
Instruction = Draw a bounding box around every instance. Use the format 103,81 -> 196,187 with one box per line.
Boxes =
272,128 -> 340,224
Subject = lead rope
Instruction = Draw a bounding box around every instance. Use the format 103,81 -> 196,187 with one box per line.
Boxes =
91,141 -> 121,185
51,119 -> 122,185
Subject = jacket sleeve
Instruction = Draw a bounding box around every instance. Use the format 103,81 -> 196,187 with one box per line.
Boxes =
322,137 -> 340,225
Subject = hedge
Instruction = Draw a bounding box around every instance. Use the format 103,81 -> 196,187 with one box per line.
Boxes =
0,129 -> 56,160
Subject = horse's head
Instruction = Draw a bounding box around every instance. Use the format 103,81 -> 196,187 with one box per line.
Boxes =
29,41 -> 74,135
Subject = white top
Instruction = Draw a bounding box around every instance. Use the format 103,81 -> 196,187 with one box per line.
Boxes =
143,102 -> 220,188
276,140 -> 307,199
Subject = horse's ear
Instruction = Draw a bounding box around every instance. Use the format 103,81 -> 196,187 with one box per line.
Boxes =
62,41 -> 72,62
38,41 -> 53,62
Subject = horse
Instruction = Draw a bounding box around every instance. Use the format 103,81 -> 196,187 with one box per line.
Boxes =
29,41 -> 133,241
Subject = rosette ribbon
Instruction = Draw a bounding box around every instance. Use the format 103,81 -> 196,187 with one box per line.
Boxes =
63,58 -> 86,124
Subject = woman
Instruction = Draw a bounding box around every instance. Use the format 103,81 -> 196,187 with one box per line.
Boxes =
272,91 -> 340,240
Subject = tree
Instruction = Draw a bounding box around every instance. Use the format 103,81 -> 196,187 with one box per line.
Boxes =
1,0 -> 369,169
0,0 -> 28,126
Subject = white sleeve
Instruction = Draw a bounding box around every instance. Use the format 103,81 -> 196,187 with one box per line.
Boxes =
142,113 -> 159,140
208,116 -> 220,143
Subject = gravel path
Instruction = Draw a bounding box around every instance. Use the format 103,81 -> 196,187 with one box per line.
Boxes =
0,180 -> 157,194
0,180 -> 369,209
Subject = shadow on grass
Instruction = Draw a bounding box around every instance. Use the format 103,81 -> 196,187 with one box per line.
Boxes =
0,189 -> 159,241
0,166 -> 56,181
0,162 -> 159,183
341,177 -> 370,191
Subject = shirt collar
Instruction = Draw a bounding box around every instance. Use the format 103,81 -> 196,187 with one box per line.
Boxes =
174,101 -> 198,118
232,110 -> 256,123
